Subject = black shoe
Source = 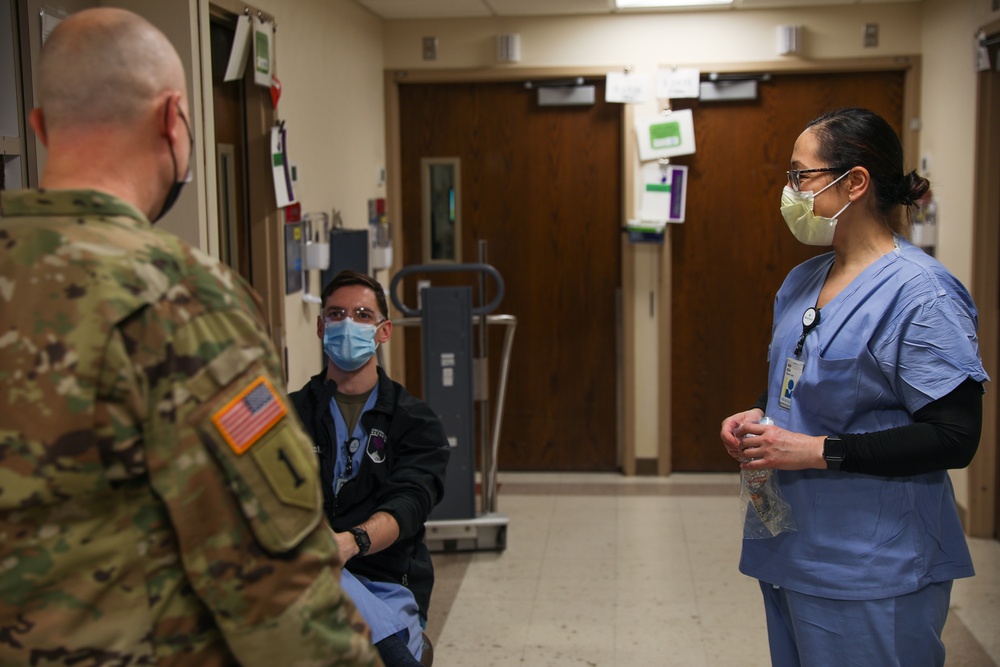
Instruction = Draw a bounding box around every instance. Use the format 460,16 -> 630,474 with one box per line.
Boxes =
419,632 -> 434,667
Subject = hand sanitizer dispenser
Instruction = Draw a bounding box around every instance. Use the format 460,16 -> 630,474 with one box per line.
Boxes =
301,212 -> 330,304
303,212 -> 330,270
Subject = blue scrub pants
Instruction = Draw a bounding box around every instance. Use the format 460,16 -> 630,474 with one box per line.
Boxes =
758,580 -> 952,667
341,569 -> 424,660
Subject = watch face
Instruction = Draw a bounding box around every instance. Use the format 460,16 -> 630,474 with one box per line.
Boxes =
824,437 -> 844,461
352,528 -> 371,554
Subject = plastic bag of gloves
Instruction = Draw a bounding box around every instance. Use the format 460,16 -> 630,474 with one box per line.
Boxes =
740,417 -> 797,539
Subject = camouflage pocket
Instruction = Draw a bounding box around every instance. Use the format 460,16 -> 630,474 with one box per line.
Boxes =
191,360 -> 322,554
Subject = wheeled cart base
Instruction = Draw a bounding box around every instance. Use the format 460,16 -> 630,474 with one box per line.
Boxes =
424,513 -> 509,553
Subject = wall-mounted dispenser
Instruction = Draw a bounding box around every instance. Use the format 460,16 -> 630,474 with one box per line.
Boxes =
301,211 -> 330,303
912,192 -> 937,257
369,198 -> 393,271
777,25 -> 803,56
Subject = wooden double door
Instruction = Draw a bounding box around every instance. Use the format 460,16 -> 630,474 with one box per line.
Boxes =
398,70 -> 906,473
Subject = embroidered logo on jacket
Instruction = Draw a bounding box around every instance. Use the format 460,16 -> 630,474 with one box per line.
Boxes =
366,428 -> 388,463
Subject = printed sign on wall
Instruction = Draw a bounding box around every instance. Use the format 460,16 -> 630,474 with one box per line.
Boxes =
640,162 -> 689,224
634,109 -> 696,161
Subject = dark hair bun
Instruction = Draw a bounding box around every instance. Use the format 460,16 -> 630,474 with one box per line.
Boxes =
901,170 -> 929,207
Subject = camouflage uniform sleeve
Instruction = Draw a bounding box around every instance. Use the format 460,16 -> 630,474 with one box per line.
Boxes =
120,303 -> 382,667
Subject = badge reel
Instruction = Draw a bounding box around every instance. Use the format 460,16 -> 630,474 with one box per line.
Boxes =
779,307 -> 819,411
335,437 -> 362,494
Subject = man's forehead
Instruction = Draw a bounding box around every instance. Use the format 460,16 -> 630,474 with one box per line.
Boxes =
325,285 -> 378,307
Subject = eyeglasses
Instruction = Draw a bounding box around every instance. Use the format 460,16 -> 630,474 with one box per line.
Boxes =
786,167 -> 847,192
323,307 -> 385,325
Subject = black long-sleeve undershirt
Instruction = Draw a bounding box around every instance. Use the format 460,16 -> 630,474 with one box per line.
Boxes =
750,378 -> 983,477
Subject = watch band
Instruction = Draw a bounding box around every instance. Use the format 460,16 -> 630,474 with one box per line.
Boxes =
823,435 -> 845,471
348,526 -> 371,557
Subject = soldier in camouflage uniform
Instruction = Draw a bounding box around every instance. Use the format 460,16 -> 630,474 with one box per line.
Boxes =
0,8 -> 382,666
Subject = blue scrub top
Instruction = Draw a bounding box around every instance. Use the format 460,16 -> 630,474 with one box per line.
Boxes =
330,385 -> 379,495
740,237 -> 988,600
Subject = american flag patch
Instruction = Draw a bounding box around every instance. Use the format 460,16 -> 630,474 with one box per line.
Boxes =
212,376 -> 287,455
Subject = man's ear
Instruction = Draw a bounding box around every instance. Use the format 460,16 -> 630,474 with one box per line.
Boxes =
378,320 -> 392,344
159,92 -> 182,140
29,109 -> 48,147
317,315 -> 325,341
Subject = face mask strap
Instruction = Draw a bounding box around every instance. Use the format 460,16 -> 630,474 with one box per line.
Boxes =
813,168 -> 851,197
831,199 -> 852,220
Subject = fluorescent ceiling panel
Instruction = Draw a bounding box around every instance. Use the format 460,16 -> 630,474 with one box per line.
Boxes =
615,0 -> 732,7
355,0 -> 493,19
489,0 -> 613,16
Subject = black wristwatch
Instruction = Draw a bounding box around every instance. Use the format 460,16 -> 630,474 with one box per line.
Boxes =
348,527 -> 371,557
823,436 -> 845,471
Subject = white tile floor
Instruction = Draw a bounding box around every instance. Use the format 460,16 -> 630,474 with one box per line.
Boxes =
428,473 -> 1000,667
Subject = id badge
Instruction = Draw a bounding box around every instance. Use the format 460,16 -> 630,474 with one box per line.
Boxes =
778,357 -> 805,411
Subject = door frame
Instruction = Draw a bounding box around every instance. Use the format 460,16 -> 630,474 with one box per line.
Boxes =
970,18 -> 1000,540
197,0 -> 286,372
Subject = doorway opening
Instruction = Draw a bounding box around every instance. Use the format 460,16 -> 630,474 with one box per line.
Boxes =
206,1 -> 285,371
396,78 -> 623,472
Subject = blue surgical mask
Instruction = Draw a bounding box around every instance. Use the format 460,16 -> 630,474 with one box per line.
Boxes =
324,318 -> 383,371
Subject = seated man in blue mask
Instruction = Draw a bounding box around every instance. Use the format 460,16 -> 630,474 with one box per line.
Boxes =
290,270 -> 449,667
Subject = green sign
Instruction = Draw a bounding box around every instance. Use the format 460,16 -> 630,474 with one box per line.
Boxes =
255,29 -> 270,74
649,121 -> 681,149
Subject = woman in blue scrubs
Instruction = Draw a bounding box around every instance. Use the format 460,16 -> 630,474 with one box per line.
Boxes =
720,107 -> 988,667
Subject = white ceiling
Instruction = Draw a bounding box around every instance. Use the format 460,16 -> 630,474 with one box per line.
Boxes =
353,0 -> 919,20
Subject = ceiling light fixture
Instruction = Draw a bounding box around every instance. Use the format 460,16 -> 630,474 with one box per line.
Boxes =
615,0 -> 733,8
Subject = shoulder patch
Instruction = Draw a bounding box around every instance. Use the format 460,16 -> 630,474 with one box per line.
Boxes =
212,376 -> 287,455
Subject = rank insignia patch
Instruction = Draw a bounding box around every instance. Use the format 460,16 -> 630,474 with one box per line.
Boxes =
212,376 -> 287,455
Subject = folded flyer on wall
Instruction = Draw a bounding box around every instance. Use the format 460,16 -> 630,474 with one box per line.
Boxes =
605,71 -> 651,104
634,109 -> 696,161
224,14 -> 251,81
640,162 -> 688,224
271,123 -> 296,208
656,67 -> 701,100
253,15 -> 273,88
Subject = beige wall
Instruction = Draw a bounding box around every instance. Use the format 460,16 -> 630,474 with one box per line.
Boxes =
243,0 -> 386,391
920,0 -> 996,287
918,0 -> 999,509
383,5 -> 922,69
108,0 -> 203,249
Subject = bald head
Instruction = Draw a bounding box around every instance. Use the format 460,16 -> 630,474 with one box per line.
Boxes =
37,8 -> 185,131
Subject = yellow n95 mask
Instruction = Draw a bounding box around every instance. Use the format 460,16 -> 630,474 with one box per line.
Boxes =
780,171 -> 851,246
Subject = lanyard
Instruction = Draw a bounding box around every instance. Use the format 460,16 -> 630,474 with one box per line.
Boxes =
793,307 -> 820,357
343,437 -> 361,477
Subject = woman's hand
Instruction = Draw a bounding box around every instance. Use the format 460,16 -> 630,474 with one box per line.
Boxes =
736,421 -> 826,471
720,408 -> 765,461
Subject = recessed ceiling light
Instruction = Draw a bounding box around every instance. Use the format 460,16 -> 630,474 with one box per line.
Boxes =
615,0 -> 734,8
